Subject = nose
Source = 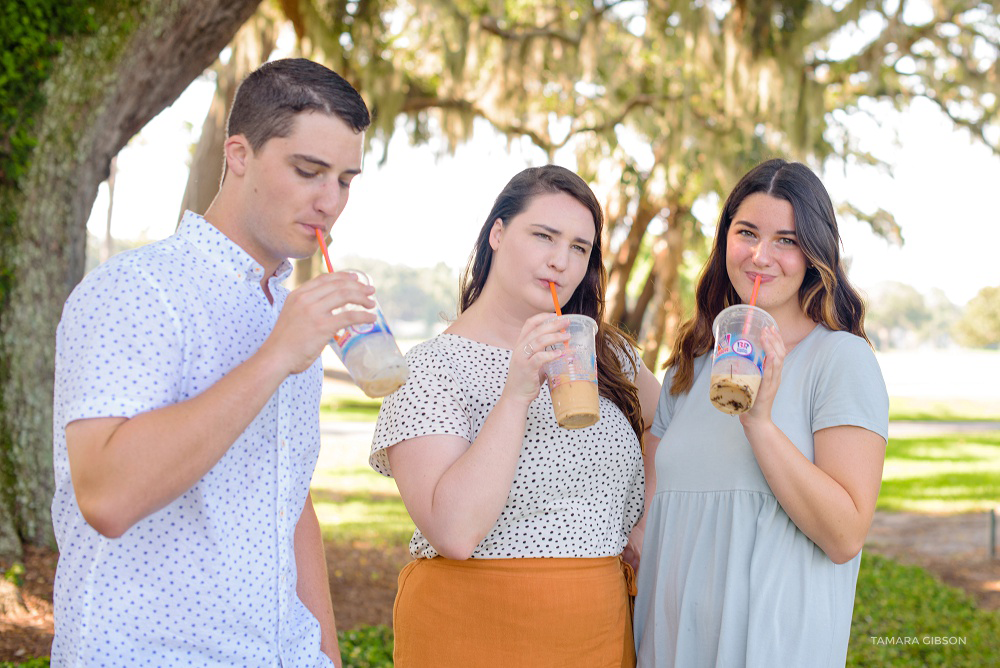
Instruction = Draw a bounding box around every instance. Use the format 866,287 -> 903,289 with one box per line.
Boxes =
751,240 -> 772,266
315,181 -> 343,216
547,243 -> 570,272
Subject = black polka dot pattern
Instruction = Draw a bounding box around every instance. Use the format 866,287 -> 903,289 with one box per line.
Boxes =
371,334 -> 644,559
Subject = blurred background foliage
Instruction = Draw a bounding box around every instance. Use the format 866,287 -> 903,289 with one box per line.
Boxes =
175,0 -> 1000,360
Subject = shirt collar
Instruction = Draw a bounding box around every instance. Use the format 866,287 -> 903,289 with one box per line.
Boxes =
177,210 -> 293,284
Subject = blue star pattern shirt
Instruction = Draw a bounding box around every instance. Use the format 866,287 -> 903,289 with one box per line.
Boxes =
51,211 -> 333,666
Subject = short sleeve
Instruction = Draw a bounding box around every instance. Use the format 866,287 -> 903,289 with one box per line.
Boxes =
812,336 -> 889,441
612,341 -> 640,382
56,261 -> 183,426
369,344 -> 473,476
650,366 -> 679,439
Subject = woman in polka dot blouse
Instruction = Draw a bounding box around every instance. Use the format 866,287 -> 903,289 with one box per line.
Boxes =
370,165 -> 662,667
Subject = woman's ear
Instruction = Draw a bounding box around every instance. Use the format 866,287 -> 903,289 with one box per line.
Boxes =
489,218 -> 504,251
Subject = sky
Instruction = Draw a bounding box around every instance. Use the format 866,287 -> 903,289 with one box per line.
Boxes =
85,74 -> 999,308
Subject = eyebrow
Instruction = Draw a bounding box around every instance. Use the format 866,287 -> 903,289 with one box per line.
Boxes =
291,154 -> 362,175
733,221 -> 796,236
533,223 -> 594,248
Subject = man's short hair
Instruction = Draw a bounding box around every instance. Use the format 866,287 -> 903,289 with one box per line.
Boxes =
227,58 -> 371,150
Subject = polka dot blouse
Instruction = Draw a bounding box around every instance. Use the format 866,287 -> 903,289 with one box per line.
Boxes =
370,333 -> 644,559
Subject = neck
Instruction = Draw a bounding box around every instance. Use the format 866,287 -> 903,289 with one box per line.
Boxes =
449,281 -> 544,349
766,305 -> 816,349
203,190 -> 283,279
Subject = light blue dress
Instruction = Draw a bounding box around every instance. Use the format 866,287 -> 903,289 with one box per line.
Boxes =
634,325 -> 888,667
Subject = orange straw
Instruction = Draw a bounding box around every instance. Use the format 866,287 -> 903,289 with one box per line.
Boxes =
315,228 -> 334,272
749,274 -> 761,306
743,275 -> 761,336
549,281 -> 562,316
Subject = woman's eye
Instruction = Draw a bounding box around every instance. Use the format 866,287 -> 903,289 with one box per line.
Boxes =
777,237 -> 797,246
572,244 -> 587,254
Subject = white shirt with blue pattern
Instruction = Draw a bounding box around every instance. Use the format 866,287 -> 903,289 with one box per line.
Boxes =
51,211 -> 334,666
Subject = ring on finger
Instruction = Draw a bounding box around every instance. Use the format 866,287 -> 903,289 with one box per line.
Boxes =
523,343 -> 534,357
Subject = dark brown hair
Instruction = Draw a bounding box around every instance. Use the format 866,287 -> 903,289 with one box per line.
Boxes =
227,58 -> 371,150
459,165 -> 644,442
667,158 -> 869,395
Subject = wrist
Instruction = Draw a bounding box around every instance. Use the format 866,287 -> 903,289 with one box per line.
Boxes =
497,386 -> 536,412
740,415 -> 779,442
250,340 -> 296,383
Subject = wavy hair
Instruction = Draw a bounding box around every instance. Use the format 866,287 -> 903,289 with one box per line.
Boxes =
459,165 -> 644,442
667,158 -> 870,395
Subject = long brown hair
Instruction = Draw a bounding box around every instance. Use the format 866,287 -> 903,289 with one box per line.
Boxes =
667,158 -> 870,395
459,165 -> 644,441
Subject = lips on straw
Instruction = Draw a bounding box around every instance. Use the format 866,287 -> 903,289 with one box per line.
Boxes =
315,228 -> 334,272
549,282 -> 562,316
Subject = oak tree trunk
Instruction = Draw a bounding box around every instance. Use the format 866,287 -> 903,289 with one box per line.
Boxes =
0,0 -> 261,563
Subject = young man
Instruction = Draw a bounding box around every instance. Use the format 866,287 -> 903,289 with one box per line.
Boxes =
51,58 -> 372,666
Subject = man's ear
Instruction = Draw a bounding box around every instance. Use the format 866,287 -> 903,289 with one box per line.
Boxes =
223,135 -> 252,177
489,218 -> 504,251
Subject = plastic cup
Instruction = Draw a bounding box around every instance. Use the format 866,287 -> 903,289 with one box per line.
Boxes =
542,314 -> 600,429
709,305 -> 778,415
328,270 -> 409,398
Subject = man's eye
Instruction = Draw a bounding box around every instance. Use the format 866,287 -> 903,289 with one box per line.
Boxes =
295,167 -> 317,178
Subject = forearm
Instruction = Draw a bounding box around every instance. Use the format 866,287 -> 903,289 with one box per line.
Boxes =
422,394 -> 532,558
295,497 -> 341,667
744,421 -> 870,563
69,345 -> 290,537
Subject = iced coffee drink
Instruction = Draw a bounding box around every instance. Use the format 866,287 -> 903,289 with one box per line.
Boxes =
709,372 -> 761,415
329,270 -> 409,398
709,305 -> 777,415
340,331 -> 409,398
550,379 -> 599,429
542,314 -> 600,429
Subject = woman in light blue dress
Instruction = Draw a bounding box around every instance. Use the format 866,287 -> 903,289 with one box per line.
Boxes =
632,159 -> 889,667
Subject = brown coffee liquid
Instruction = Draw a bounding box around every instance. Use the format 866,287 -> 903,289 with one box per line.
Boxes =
709,374 -> 760,415
551,380 -> 599,428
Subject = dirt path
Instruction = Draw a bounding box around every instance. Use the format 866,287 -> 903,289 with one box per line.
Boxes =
865,510 -> 1000,611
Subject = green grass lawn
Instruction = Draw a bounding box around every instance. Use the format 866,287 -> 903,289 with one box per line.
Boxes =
311,424 -> 414,548
889,396 -> 1000,422
849,553 -> 999,666
879,431 -> 1000,512
320,394 -> 383,422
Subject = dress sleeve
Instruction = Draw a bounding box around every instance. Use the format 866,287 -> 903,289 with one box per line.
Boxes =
369,343 -> 473,476
811,335 -> 889,441
650,365 -> 679,439
56,261 -> 184,426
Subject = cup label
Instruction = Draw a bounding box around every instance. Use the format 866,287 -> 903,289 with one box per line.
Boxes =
733,339 -> 753,357
547,350 -> 597,387
716,333 -> 732,356
332,310 -> 393,356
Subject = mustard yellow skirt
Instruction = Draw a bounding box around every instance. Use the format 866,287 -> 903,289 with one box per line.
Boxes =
392,555 -> 636,667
